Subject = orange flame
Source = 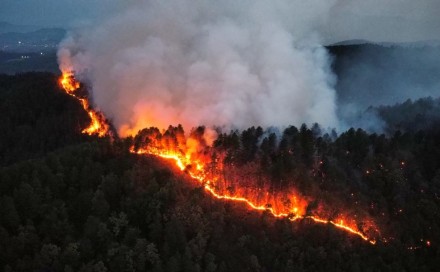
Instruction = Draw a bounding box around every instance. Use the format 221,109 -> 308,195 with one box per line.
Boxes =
60,71 -> 80,93
58,72 -> 378,244
59,72 -> 109,137
131,133 -> 378,245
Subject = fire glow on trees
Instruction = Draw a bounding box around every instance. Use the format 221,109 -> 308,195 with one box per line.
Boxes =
131,126 -> 379,244
59,72 -> 110,137
59,73 -> 379,245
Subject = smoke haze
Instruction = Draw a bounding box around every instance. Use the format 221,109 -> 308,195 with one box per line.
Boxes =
333,44 -> 440,108
58,0 -> 440,136
329,43 -> 440,132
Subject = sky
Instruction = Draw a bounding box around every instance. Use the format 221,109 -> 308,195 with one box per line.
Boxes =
325,0 -> 440,43
0,0 -> 439,43
3,0 -> 440,133
0,0 -> 125,27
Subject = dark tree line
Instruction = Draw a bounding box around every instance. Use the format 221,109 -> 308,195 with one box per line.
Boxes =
376,97 -> 440,132
0,72 -> 439,271
0,73 -> 91,166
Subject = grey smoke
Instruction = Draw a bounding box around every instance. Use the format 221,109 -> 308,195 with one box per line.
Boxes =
323,0 -> 440,44
59,0 -> 340,136
57,0 -> 440,136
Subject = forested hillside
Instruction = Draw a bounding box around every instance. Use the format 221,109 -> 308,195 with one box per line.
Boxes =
376,97 -> 440,132
0,73 -> 439,271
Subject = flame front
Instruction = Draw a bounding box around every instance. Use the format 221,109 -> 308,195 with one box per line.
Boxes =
60,71 -> 80,93
59,72 -> 378,244
131,129 -> 378,245
59,72 -> 109,137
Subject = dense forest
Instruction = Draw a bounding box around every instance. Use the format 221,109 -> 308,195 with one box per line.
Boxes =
0,52 -> 59,75
376,97 -> 440,132
0,73 -> 439,271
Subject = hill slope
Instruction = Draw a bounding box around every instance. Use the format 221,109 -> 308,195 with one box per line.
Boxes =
0,73 -> 439,271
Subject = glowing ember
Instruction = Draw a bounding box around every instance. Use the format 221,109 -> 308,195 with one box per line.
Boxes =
131,132 -> 378,245
59,72 -> 109,137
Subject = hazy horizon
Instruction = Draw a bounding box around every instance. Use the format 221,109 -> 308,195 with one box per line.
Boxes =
1,0 -> 440,44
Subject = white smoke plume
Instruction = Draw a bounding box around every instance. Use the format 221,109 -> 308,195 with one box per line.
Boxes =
58,0 -> 341,136
58,0 -> 440,136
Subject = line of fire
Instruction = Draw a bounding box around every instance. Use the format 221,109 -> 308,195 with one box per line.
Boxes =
60,71 -> 383,245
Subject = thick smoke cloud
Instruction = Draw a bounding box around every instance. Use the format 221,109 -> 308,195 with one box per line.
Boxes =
58,0 -> 440,136
58,0 -> 340,136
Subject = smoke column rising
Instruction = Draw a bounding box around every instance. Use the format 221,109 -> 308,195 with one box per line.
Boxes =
58,0 -> 341,136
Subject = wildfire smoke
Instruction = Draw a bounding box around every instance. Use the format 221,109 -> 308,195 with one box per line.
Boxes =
58,71 -> 380,244
57,0 -> 340,136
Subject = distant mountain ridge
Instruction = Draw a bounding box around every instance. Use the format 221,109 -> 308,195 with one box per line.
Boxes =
326,42 -> 440,110
328,39 -> 440,47
0,21 -> 41,34
0,22 -> 66,53
0,28 -> 65,43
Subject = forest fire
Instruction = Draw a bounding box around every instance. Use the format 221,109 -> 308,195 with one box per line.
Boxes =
59,73 -> 378,245
131,127 -> 379,245
60,71 -> 80,93
59,72 -> 109,137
